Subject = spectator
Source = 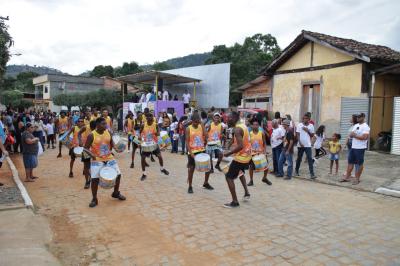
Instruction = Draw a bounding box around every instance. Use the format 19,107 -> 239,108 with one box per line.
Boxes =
295,113 -> 316,179
182,89 -> 191,109
328,133 -> 342,175
173,94 -> 178,101
271,119 -> 285,175
32,114 -> 45,151
277,120 -> 294,179
21,123 -> 40,182
341,113 -> 370,185
162,89 -> 169,101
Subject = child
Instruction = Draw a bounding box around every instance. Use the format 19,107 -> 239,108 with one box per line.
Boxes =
45,118 -> 56,149
313,125 -> 327,165
328,133 -> 342,175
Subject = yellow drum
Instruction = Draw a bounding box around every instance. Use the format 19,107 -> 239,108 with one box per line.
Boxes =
194,153 -> 211,172
252,154 -> 268,172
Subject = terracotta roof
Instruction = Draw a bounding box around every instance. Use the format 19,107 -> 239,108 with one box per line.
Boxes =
303,30 -> 400,65
262,30 -> 400,74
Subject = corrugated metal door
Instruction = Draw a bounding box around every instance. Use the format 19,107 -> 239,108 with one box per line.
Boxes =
391,97 -> 400,155
340,97 -> 369,144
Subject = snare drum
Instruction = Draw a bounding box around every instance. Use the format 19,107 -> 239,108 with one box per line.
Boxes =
194,153 -> 211,172
252,154 -> 268,172
159,131 -> 171,147
112,135 -> 127,153
207,140 -> 221,146
141,142 -> 158,153
221,163 -> 231,175
73,146 -> 84,157
99,166 -> 117,189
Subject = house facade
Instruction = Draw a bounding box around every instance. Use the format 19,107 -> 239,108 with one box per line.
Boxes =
237,75 -> 272,111
262,30 -> 400,148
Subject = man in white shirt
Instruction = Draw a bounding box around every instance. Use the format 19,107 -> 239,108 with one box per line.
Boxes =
146,91 -> 152,103
162,89 -> 169,101
295,113 -> 316,178
341,113 -> 369,185
182,89 -> 191,109
271,119 -> 285,174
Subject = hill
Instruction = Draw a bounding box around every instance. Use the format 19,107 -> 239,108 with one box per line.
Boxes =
141,52 -> 211,70
5,64 -> 66,77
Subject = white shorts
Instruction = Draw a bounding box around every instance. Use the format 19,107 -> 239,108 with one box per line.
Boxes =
90,160 -> 121,179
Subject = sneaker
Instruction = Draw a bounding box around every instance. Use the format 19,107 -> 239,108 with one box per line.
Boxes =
140,174 -> 147,181
262,178 -> 272,185
84,181 -> 90,189
111,191 -> 126,200
247,180 -> 254,186
295,172 -> 300,177
89,198 -> 98,208
161,169 -> 169,175
275,174 -> 284,178
243,194 -> 251,202
130,162 -> 134,168
283,176 -> 292,180
202,183 -> 214,190
223,201 -> 240,208
310,175 -> 317,180
215,164 -> 222,172
188,186 -> 193,194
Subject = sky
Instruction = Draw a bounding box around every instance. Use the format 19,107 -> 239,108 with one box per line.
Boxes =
2,0 -> 400,75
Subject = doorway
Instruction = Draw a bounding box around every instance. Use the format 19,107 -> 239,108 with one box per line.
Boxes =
301,84 -> 321,125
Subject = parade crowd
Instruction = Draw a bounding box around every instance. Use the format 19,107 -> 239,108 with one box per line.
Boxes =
0,106 -> 370,208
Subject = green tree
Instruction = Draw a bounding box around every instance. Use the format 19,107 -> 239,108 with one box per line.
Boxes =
114,61 -> 142,77
151,61 -> 172,71
206,33 -> 281,105
90,65 -> 114,78
0,89 -> 33,109
0,17 -> 13,80
14,71 -> 39,92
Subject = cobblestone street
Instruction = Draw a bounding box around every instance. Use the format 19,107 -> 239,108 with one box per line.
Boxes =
16,147 -> 400,266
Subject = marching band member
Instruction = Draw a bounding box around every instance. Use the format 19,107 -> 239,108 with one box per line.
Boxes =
56,111 -> 71,158
66,118 -> 85,178
206,113 -> 225,173
78,120 -> 96,189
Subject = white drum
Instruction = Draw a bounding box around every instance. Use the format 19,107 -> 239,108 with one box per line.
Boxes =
207,140 -> 221,146
99,166 -> 117,189
194,153 -> 211,172
112,135 -> 127,153
141,142 -> 158,153
159,131 -> 171,147
73,146 -> 84,157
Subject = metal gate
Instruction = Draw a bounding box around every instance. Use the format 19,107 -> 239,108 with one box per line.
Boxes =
392,97 -> 400,155
339,97 -> 369,144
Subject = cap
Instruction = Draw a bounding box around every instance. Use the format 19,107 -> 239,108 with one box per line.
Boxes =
213,112 -> 221,117
282,120 -> 290,126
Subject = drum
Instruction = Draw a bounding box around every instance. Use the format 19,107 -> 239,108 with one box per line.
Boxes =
59,131 -> 72,147
207,140 -> 221,146
73,146 -> 84,157
141,142 -> 158,153
99,166 -> 117,189
159,131 -> 171,147
221,163 -> 231,175
112,135 -> 127,153
194,153 -> 211,172
252,154 -> 268,172
131,135 -> 141,145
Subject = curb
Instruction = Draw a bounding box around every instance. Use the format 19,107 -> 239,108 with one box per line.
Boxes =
374,187 -> 400,198
6,157 -> 34,209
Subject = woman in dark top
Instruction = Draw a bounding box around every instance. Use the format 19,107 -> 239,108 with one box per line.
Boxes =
21,123 -> 40,182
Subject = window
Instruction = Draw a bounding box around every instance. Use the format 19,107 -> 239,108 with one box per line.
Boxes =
44,86 -> 48,93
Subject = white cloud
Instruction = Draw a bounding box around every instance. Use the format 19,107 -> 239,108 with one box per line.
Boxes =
2,0 -> 399,74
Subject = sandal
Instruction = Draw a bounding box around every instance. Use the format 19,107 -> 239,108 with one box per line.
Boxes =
352,179 -> 360,185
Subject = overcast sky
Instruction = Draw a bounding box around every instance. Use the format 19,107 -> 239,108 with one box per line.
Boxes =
2,0 -> 400,75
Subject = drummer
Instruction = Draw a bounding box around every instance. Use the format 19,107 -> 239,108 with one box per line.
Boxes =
84,117 -> 126,208
206,112 -> 225,173
186,112 -> 214,194
78,120 -> 96,189
139,113 -> 169,181
125,111 -> 139,168
90,109 -> 100,122
66,118 -> 85,178
83,111 -> 91,126
223,111 -> 252,208
102,109 -> 113,131
56,111 -> 71,158
142,108 -> 155,163
248,118 -> 272,186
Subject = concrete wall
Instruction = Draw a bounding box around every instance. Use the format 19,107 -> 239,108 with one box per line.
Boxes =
370,75 -> 400,139
273,63 -> 363,136
278,42 -> 353,71
164,63 -> 230,108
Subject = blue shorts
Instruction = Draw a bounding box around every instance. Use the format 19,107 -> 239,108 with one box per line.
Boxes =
330,153 -> 339,161
23,154 -> 38,169
348,149 -> 366,165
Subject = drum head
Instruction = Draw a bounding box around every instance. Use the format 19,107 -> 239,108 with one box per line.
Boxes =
160,131 -> 168,137
195,153 -> 210,162
100,167 -> 117,180
74,147 -> 83,154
